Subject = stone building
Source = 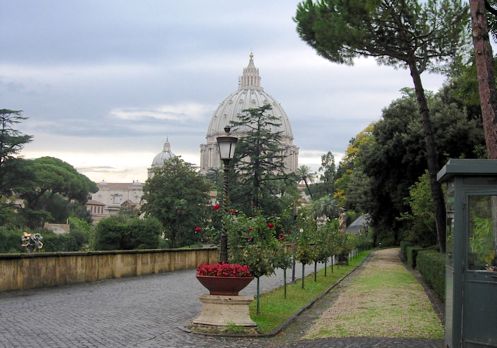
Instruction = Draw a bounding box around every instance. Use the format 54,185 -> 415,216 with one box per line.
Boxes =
88,181 -> 144,221
87,141 -> 175,222
200,53 -> 298,173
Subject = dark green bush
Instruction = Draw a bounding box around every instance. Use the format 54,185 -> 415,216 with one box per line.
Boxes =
417,249 -> 445,301
36,228 -> 88,252
0,227 -> 23,253
400,240 -> 412,262
406,245 -> 423,268
95,216 -> 162,250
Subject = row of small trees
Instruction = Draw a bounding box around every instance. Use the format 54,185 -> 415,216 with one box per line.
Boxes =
224,208 -> 368,313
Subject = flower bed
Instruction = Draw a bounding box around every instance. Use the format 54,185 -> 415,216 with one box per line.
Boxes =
196,263 -> 252,277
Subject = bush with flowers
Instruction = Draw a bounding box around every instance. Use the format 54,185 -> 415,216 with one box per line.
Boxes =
224,212 -> 280,278
196,262 -> 252,278
194,202 -> 224,245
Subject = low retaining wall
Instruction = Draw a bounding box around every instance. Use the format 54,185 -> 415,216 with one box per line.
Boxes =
0,248 -> 219,292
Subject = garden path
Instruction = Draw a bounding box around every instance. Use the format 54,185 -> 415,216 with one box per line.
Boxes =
267,248 -> 445,348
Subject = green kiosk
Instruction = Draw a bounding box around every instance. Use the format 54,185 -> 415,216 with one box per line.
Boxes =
438,159 -> 497,348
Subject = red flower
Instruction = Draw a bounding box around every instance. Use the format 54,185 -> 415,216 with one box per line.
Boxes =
212,203 -> 221,211
267,223 -> 274,229
278,233 -> 285,241
196,263 -> 252,277
194,226 -> 202,233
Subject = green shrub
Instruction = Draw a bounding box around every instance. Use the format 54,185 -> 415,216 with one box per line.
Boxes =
399,240 -> 412,262
0,227 -> 23,253
95,215 -> 162,250
68,216 -> 94,250
417,249 -> 445,301
406,245 -> 423,268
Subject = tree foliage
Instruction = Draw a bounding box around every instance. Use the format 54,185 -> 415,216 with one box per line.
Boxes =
0,109 -> 33,225
17,157 -> 97,227
318,151 -> 336,195
341,88 -> 485,245
230,104 -> 290,215
295,165 -> 315,199
142,157 -> 210,248
0,109 -> 32,169
334,124 -> 375,211
295,0 -> 469,252
225,213 -> 279,278
399,172 -> 436,246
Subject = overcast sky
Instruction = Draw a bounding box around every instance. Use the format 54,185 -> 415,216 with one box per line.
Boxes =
1,0 -> 447,183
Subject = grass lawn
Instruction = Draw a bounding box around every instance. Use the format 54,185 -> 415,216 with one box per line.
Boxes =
304,248 -> 444,340
250,251 -> 370,334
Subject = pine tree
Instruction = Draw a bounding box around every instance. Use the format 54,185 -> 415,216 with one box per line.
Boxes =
230,104 -> 288,215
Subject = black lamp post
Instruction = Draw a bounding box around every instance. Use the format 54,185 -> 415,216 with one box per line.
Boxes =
216,126 -> 238,263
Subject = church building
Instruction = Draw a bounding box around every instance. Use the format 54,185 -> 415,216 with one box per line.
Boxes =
200,53 -> 299,173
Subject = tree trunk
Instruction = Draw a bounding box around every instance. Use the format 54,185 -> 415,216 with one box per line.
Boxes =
408,60 -> 447,252
471,0 -> 497,159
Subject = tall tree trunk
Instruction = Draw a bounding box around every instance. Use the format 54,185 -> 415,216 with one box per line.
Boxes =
408,60 -> 447,252
471,0 -> 497,159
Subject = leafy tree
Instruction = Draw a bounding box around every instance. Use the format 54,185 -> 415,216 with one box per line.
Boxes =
230,104 -> 288,215
318,151 -> 336,196
399,172 -> 436,246
225,212 -> 280,313
295,206 -> 317,288
95,215 -> 162,250
142,157 -> 210,248
356,89 -> 484,245
18,157 -> 97,228
295,0 -> 469,252
334,124 -> 375,211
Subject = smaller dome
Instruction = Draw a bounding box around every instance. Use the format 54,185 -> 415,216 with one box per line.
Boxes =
151,139 -> 175,168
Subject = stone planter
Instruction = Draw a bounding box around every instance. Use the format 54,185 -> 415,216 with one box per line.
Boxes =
196,275 -> 254,296
192,294 -> 257,332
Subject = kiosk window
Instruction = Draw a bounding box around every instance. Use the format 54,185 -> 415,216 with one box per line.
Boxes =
468,195 -> 497,271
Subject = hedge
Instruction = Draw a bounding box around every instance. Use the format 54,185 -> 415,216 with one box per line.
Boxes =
406,245 -> 423,269
417,249 -> 445,302
399,240 -> 412,262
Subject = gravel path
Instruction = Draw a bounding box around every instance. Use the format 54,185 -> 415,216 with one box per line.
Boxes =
304,248 -> 443,339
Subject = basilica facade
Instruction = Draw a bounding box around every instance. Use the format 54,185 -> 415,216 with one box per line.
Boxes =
200,54 -> 298,173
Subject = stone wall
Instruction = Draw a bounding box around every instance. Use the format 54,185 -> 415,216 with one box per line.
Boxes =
0,248 -> 219,292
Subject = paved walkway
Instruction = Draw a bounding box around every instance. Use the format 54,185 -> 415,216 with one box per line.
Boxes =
0,250 -> 444,347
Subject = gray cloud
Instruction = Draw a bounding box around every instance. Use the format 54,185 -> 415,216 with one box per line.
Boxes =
3,0 -> 446,181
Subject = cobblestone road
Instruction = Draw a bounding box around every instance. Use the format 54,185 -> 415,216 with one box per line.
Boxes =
0,263 -> 320,348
